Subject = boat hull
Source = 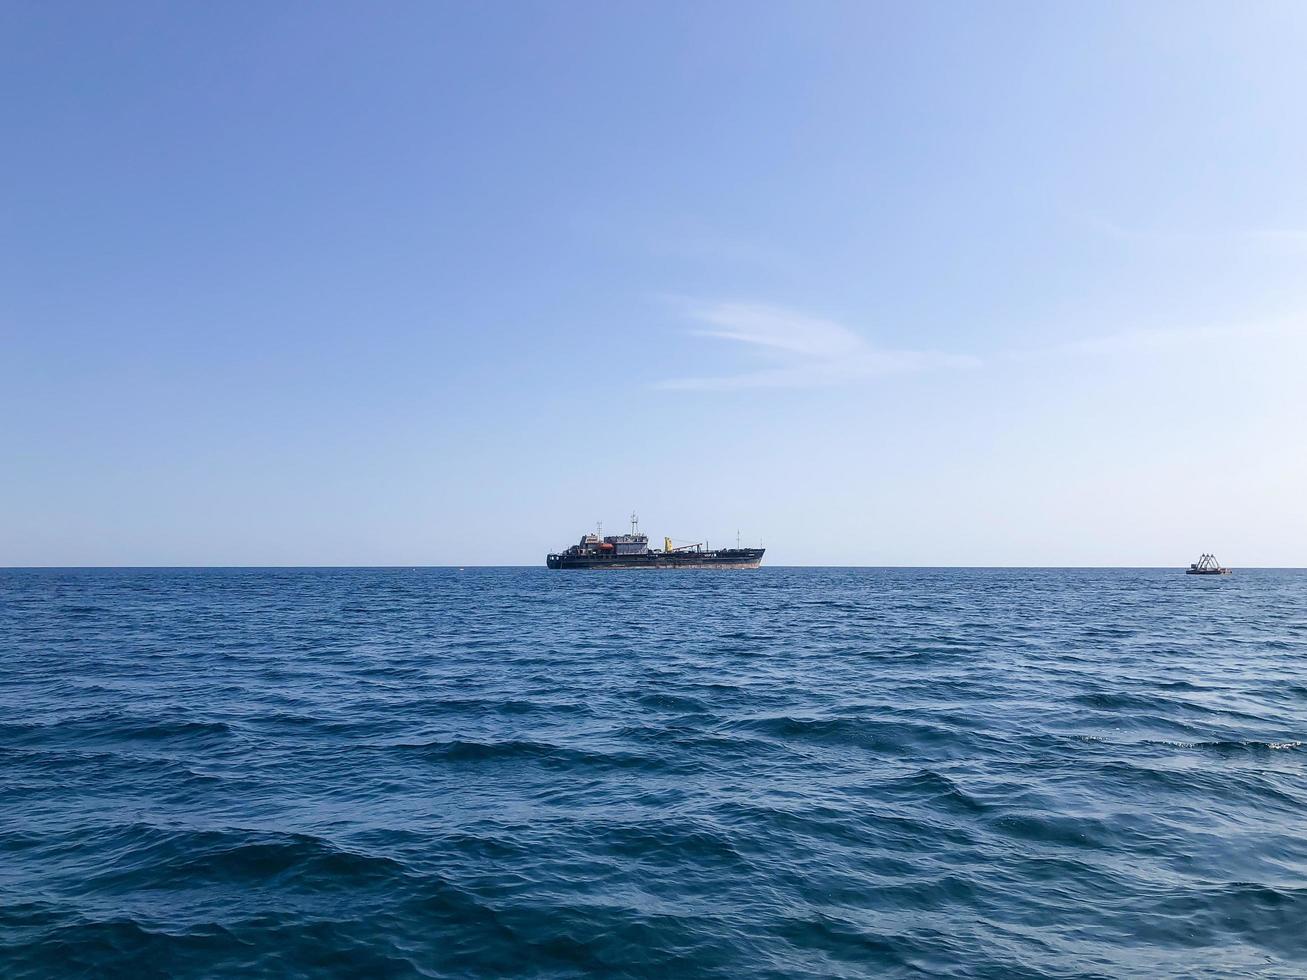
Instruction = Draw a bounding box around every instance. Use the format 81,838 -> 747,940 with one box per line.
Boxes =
546,549 -> 764,570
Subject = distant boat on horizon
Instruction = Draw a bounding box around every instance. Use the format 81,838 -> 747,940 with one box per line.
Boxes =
1186,554 -> 1231,575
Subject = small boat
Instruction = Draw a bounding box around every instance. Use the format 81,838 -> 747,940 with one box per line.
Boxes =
1186,554 -> 1231,575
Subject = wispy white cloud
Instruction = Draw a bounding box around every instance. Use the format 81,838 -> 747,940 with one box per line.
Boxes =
657,300 -> 1307,392
1084,215 -> 1307,249
657,302 -> 978,390
1004,316 -> 1307,361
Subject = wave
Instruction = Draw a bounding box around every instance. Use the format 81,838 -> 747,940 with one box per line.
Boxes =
985,811 -> 1140,852
386,737 -> 664,771
54,604 -> 111,616
0,912 -> 433,978
634,692 -> 713,713
1146,738 -> 1303,754
0,716 -> 237,748
1135,881 -> 1307,959
721,714 -> 962,753
81,824 -> 412,892
890,768 -> 992,814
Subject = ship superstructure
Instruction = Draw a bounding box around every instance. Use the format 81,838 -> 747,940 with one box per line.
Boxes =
546,513 -> 764,570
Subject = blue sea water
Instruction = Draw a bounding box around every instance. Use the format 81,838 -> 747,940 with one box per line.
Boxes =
2,566 -> 1305,978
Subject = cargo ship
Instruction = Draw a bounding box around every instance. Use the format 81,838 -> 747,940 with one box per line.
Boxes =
546,514 -> 764,570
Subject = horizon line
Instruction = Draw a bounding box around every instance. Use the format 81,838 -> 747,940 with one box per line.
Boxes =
3,564 -> 1301,571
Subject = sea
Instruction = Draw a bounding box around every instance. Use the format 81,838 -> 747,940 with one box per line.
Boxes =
2,567 -> 1305,978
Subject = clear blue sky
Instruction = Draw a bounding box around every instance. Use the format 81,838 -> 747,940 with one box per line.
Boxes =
4,2 -> 1305,566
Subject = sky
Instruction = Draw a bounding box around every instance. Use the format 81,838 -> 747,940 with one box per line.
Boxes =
3,1 -> 1306,566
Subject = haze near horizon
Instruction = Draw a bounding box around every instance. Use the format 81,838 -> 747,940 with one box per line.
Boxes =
3,2 -> 1306,567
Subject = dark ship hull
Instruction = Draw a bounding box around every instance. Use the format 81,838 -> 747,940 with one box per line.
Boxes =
547,548 -> 764,570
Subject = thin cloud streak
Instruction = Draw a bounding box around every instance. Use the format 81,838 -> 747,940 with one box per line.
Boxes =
657,302 -> 978,391
1084,215 -> 1307,249
1003,316 -> 1307,361
657,301 -> 1307,392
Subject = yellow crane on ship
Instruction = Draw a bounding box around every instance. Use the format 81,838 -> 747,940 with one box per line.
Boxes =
664,537 -> 704,553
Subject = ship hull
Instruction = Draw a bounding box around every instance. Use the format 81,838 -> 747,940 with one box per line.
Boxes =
546,549 -> 763,570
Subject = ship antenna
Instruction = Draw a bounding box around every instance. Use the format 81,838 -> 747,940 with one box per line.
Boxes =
631,510 -> 638,535
597,521 -> 602,538
737,529 -> 741,549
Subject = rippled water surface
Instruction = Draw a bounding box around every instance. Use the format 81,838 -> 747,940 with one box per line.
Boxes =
2,567 -> 1306,978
